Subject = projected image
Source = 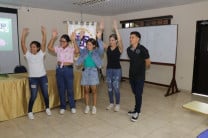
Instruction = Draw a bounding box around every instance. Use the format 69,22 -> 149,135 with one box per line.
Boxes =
0,18 -> 12,51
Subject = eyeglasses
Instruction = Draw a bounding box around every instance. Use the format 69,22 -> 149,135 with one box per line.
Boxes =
59,40 -> 67,43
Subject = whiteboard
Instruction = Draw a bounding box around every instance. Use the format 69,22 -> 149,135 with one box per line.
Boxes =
119,25 -> 178,64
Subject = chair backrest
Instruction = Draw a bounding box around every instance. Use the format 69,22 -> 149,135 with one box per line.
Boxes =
197,129 -> 208,138
14,65 -> 27,73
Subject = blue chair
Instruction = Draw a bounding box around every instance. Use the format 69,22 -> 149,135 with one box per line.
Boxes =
197,129 -> 208,138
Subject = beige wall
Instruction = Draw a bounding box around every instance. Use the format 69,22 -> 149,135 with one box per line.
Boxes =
114,1 -> 208,91
0,4 -> 113,80
17,7 -> 113,70
1,1 -> 208,91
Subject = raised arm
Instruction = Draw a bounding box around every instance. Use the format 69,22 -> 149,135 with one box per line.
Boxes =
47,29 -> 58,53
21,28 -> 29,55
41,26 -> 47,52
97,20 -> 109,49
113,20 -> 123,53
97,20 -> 105,41
70,32 -> 80,54
96,29 -> 104,55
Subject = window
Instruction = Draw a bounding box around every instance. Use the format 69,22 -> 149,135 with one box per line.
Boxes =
120,15 -> 173,28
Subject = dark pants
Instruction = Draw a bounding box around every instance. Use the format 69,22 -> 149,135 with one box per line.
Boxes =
129,79 -> 144,113
56,66 -> 75,109
28,75 -> 49,112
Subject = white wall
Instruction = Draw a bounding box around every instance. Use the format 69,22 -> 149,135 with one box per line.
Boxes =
113,1 -> 208,91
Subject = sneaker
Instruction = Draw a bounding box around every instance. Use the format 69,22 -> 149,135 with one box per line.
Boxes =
131,112 -> 139,122
59,109 -> 65,115
92,106 -> 96,114
106,104 -> 114,110
114,104 -> 120,112
84,106 -> 90,114
28,112 -> 34,120
46,108 -> 52,116
128,110 -> 137,116
71,108 -> 76,114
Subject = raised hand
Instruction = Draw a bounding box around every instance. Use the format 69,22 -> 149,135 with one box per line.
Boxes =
71,32 -> 80,54
41,26 -> 47,52
96,30 -> 102,40
47,29 -> 58,53
113,19 -> 123,53
22,28 -> 29,36
51,29 -> 58,39
41,26 -> 46,35
96,20 -> 104,39
21,28 -> 29,54
70,32 -> 76,42
113,20 -> 118,30
99,20 -> 104,31
79,30 -> 85,40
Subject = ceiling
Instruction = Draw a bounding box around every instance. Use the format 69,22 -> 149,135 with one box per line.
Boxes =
0,0 -> 207,16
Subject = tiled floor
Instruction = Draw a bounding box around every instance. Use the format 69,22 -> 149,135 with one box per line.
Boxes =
0,81 -> 208,138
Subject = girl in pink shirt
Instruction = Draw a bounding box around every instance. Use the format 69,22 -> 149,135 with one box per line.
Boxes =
48,30 -> 79,114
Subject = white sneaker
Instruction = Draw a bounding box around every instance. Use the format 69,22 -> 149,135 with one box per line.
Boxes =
114,104 -> 120,112
59,109 -> 65,115
106,104 -> 114,110
84,106 -> 90,114
92,106 -> 96,114
71,108 -> 76,114
131,112 -> 139,122
28,112 -> 34,120
46,108 -> 52,116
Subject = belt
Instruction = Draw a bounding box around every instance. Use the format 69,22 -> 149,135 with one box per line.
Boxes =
57,65 -> 73,68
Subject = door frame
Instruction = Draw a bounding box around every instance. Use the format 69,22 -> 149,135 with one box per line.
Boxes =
192,20 -> 208,95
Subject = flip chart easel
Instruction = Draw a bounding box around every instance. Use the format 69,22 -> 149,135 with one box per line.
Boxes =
121,60 -> 180,97
146,62 -> 180,96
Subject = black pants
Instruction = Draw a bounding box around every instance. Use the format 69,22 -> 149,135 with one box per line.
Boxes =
129,79 -> 144,113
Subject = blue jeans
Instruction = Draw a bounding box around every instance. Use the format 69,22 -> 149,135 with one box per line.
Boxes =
56,66 -> 75,109
28,75 -> 49,112
106,69 -> 122,104
129,79 -> 144,113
